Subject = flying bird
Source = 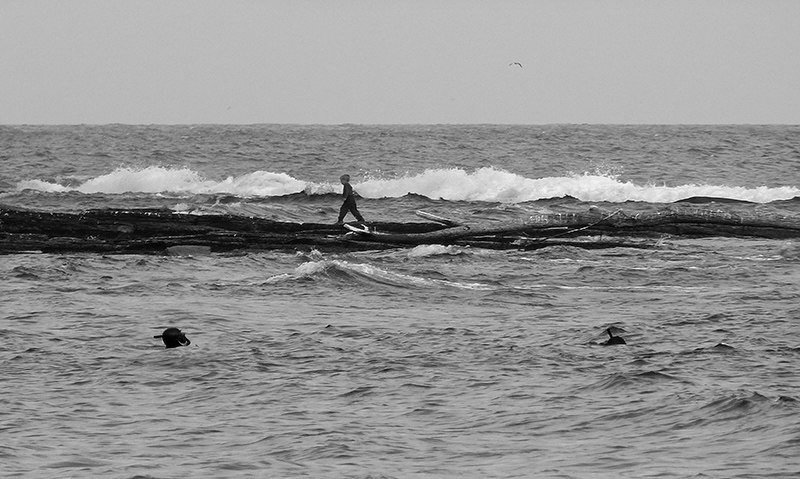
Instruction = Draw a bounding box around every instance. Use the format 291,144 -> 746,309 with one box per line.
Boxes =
509,62 -> 523,68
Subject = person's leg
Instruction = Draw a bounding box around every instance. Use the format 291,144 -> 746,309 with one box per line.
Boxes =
349,202 -> 365,222
337,203 -> 349,223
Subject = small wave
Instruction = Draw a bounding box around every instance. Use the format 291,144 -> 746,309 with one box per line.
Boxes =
11,266 -> 40,280
338,386 -> 376,398
698,392 -> 774,421
688,342 -> 740,355
17,166 -> 312,197
15,165 -> 799,204
407,244 -> 468,258
777,241 -> 800,260
586,370 -> 685,392
263,259 -> 493,291
44,458 -> 109,469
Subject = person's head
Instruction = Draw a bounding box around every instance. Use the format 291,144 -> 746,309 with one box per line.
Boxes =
154,327 -> 191,348
340,174 -> 350,184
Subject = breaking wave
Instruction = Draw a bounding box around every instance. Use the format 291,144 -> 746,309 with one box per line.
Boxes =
263,259 -> 492,291
15,166 -> 799,204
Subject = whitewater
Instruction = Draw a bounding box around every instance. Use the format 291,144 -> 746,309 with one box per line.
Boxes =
1,124 -> 799,478
10,164 -> 800,205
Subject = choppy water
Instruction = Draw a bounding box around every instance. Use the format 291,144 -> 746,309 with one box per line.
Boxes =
1,124 -> 799,478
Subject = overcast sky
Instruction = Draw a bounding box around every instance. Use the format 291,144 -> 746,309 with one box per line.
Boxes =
2,0 -> 798,124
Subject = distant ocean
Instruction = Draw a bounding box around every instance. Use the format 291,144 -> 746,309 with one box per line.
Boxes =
1,124 -> 799,478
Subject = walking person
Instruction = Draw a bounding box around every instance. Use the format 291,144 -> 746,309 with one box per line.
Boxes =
336,174 -> 365,224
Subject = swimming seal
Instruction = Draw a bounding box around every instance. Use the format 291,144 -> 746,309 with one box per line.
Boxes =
603,327 -> 626,346
154,327 -> 191,348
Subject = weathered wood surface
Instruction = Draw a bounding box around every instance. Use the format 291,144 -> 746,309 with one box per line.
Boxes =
1,205 -> 798,254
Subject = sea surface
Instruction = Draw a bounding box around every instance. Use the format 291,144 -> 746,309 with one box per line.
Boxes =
1,124 -> 799,478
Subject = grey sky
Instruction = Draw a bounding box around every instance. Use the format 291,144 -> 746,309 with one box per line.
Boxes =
2,0 -> 798,124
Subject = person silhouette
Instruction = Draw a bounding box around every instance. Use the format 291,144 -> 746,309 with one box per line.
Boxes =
335,174 -> 365,224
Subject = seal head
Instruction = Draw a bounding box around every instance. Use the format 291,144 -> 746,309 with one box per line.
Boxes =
154,327 -> 191,348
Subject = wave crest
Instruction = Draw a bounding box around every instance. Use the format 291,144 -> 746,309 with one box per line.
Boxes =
264,259 -> 491,291
358,167 -> 798,203
15,165 -> 799,204
17,166 -> 311,197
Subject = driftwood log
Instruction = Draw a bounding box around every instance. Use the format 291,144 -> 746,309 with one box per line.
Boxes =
1,206 -> 798,255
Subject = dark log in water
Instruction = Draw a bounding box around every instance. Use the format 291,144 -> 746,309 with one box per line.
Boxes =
1,206 -> 798,254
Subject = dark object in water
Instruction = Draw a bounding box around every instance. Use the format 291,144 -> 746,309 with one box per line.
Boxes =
603,328 -> 626,346
154,327 -> 191,348
674,196 -> 754,204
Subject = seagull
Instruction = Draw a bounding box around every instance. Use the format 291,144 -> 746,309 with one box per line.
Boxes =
509,62 -> 523,68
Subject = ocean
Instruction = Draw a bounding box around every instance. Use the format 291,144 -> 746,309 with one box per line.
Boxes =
1,124 -> 799,478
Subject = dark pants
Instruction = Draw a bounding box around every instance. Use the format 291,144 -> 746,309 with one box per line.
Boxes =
338,197 -> 364,222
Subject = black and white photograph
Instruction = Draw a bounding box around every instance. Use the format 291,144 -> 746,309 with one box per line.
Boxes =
2,1 -> 799,477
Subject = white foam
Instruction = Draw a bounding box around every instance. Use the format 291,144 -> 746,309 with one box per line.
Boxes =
407,244 -> 466,258
266,259 -> 492,290
15,165 -> 799,204
355,167 -> 799,204
17,166 -> 311,197
16,179 -> 71,193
